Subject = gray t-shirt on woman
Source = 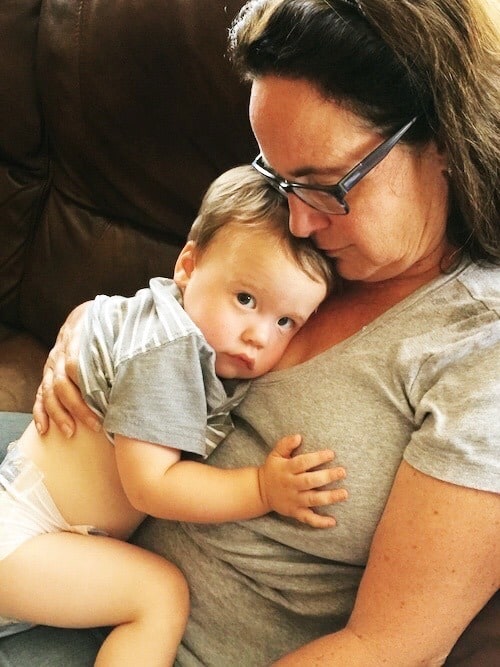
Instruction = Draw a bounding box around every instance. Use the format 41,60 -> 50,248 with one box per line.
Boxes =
134,259 -> 499,667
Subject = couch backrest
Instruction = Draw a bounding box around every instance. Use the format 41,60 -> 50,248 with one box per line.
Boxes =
0,0 -> 254,346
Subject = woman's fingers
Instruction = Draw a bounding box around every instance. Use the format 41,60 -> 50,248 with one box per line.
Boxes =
32,302 -> 100,437
33,381 -> 50,435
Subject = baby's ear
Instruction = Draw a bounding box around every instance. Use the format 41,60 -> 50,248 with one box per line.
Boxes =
173,240 -> 198,289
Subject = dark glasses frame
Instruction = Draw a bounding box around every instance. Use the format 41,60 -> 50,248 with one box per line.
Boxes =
252,116 -> 417,215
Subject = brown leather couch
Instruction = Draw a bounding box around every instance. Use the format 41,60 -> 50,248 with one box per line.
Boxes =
0,1 -> 497,663
0,0 -> 256,412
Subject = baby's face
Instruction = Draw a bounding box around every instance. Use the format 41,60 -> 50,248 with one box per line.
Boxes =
175,227 -> 327,379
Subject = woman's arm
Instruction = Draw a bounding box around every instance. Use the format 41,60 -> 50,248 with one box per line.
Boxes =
114,433 -> 347,526
32,302 -> 102,437
274,461 -> 499,666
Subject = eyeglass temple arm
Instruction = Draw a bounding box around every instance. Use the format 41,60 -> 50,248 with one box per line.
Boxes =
341,117 -> 418,193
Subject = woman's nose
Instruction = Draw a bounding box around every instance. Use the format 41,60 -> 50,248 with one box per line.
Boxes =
288,196 -> 331,238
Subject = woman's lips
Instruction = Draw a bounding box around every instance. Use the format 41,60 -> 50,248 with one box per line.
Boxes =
320,245 -> 349,257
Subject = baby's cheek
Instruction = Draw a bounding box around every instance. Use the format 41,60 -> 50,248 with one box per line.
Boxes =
274,338 -> 292,361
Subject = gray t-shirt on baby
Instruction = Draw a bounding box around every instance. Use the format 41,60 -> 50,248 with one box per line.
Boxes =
133,258 -> 499,666
79,277 -> 247,456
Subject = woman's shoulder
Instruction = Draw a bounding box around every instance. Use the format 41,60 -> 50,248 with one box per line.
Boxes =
455,260 -> 500,315
402,258 -> 499,330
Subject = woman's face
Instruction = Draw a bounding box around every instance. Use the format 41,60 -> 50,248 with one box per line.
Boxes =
250,76 -> 450,283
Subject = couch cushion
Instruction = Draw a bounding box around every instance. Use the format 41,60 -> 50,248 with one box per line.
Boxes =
0,325 -> 47,412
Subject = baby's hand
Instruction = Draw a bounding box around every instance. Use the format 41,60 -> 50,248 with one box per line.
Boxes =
258,434 -> 347,528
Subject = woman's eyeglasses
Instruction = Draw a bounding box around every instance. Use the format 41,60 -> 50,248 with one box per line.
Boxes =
252,117 -> 417,215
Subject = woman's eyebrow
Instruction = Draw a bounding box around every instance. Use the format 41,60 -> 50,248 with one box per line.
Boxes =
260,154 -> 341,178
260,153 -> 352,180
287,135 -> 380,179
289,164 -> 345,179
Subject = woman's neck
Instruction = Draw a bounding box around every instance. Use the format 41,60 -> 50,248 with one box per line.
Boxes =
274,243 -> 460,370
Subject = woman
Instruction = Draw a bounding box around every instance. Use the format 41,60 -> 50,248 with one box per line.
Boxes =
3,0 -> 500,664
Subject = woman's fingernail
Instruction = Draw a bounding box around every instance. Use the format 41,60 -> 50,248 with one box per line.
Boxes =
62,425 -> 73,438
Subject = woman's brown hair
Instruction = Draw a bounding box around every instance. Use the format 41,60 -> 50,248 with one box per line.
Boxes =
230,0 -> 500,262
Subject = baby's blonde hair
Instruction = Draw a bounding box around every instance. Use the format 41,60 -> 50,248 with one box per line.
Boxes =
189,165 -> 335,293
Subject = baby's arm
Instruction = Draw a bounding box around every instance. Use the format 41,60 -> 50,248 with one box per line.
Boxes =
114,434 -> 346,527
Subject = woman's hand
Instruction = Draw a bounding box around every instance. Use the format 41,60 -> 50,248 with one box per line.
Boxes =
33,302 -> 101,437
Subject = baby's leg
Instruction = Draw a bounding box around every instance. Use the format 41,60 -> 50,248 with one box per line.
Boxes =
0,533 -> 189,666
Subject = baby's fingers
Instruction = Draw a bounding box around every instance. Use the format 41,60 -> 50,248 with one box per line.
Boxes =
295,508 -> 337,529
290,449 -> 335,473
303,487 -> 348,508
296,466 -> 346,491
272,434 -> 303,459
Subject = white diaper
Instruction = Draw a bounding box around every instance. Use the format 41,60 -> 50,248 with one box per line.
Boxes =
0,441 -> 107,636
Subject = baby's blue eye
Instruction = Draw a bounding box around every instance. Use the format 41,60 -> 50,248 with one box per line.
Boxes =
237,292 -> 256,308
277,316 -> 294,330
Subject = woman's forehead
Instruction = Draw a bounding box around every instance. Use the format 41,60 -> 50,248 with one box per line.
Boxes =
249,76 -> 334,140
249,76 -> 373,176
